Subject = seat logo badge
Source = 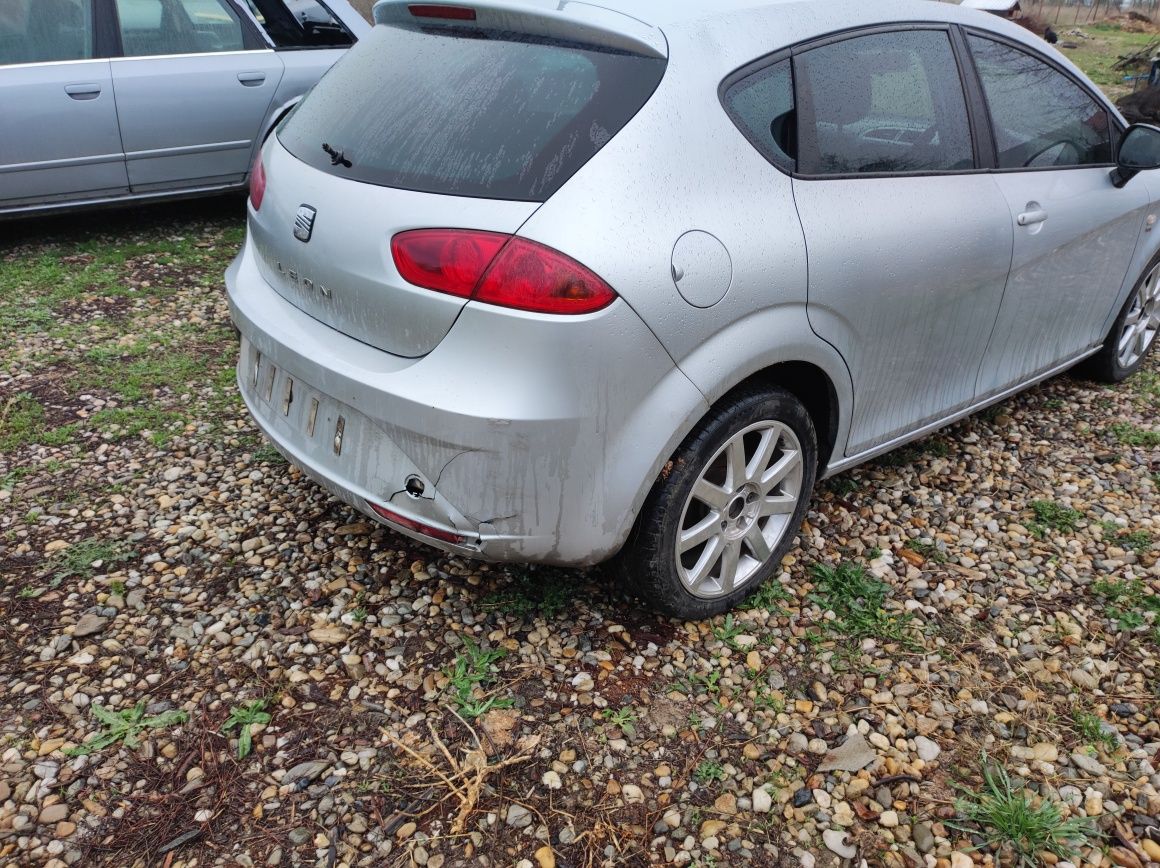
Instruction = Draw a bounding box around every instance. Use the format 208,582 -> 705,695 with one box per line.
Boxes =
294,205 -> 317,242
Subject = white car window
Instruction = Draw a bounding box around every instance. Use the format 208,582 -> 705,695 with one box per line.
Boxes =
115,0 -> 247,57
0,0 -> 93,65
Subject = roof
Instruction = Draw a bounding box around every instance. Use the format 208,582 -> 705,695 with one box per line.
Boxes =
959,0 -> 1021,10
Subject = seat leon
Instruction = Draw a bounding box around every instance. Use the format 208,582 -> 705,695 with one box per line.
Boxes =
227,0 -> 1160,618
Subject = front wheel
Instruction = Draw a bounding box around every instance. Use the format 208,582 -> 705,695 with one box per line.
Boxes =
616,386 -> 817,619
1084,255 -> 1160,382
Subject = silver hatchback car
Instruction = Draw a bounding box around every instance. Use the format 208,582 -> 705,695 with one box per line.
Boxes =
0,0 -> 368,218
228,0 -> 1160,617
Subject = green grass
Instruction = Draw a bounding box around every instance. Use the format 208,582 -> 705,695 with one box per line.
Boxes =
874,436 -> 949,468
53,539 -> 134,583
66,701 -> 188,756
949,755 -> 1094,866
222,699 -> 272,759
1090,577 -> 1160,635
745,578 -> 794,614
1072,710 -> 1119,753
807,561 -> 917,646
1109,422 -> 1160,447
443,636 -> 512,718
1029,500 -> 1083,538
252,443 -> 287,464
480,565 -> 573,620
1059,22 -> 1159,95
0,393 -> 79,451
905,539 -> 947,564
824,476 -> 859,497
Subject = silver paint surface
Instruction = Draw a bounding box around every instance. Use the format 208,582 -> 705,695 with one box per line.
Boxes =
227,0 -> 1160,566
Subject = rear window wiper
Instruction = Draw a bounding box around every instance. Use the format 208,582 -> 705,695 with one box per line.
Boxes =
322,143 -> 352,168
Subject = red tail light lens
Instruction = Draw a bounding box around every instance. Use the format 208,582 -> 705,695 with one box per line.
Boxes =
391,229 -> 617,315
249,156 -> 266,211
367,501 -> 466,545
391,229 -> 508,298
475,238 -> 616,315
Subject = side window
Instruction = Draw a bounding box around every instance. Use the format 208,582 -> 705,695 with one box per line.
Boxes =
724,60 -> 796,172
967,35 -> 1112,169
0,0 -> 93,65
241,0 -> 353,48
114,0 -> 247,57
796,29 -> 974,176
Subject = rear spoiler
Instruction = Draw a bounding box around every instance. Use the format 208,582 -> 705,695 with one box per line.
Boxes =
372,0 -> 668,58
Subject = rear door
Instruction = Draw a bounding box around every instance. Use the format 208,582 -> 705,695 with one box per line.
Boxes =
965,33 -> 1149,397
790,27 -> 1013,455
108,0 -> 283,191
0,0 -> 128,210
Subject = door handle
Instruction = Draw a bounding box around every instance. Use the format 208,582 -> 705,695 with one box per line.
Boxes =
1017,208 -> 1048,226
65,83 -> 101,100
237,72 -> 266,86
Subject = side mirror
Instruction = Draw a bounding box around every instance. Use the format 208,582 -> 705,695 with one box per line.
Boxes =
1112,123 -> 1160,188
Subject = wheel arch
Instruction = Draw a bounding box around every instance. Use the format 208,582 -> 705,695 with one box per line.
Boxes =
723,361 -> 841,472
673,305 -> 854,477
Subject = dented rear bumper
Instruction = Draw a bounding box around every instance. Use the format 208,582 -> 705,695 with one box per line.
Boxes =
226,240 -> 707,565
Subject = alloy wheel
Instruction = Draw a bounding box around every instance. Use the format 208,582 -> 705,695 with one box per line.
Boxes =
675,420 -> 803,599
1118,263 -> 1160,369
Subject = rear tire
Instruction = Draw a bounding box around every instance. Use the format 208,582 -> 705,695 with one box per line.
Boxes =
1083,254 -> 1160,382
616,386 -> 817,619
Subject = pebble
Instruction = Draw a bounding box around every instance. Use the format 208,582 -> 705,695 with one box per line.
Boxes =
823,829 -> 857,859
2,224 -> 1158,868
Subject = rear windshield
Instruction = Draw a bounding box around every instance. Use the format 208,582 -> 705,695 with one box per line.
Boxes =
277,24 -> 666,201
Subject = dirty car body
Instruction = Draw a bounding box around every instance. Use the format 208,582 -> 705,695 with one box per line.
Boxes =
227,0 -> 1160,616
0,0 -> 369,219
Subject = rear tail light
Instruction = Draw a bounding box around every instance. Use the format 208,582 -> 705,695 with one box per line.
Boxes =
391,229 -> 617,315
408,4 -> 476,20
249,155 -> 266,211
367,501 -> 466,545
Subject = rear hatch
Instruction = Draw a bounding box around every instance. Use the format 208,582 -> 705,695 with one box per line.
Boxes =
252,2 -> 667,358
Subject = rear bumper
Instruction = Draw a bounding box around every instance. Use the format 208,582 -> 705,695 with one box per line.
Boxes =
226,238 -> 707,565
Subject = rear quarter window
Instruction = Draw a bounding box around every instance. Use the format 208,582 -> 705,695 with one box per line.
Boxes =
277,24 -> 666,201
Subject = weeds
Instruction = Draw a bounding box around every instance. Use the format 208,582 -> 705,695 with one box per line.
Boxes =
824,476 -> 859,497
1071,710 -> 1118,753
600,706 -> 637,737
949,754 -> 1093,866
0,393 -> 77,451
222,699 -> 272,759
712,613 -> 746,650
693,760 -> 726,785
905,539 -> 947,564
53,539 -> 134,582
251,443 -> 286,464
807,561 -> 917,646
1029,500 -> 1082,538
444,637 -> 512,718
67,701 -> 187,755
1090,577 -> 1160,635
480,565 -> 572,620
672,670 -> 721,697
745,578 -> 793,615
1109,422 -> 1160,447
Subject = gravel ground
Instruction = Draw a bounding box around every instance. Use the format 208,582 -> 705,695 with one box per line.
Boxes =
1,202 -> 1159,868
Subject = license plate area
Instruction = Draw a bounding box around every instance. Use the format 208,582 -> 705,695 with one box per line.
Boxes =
248,347 -> 347,456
